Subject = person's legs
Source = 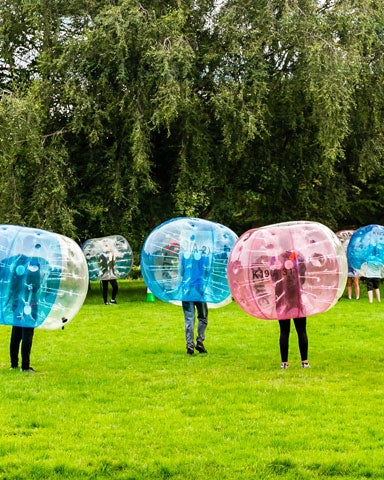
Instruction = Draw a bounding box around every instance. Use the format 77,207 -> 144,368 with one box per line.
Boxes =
279,319 -> 291,365
368,289 -> 373,303
195,302 -> 208,353
375,289 -> 381,302
347,277 -> 352,299
354,277 -> 360,299
102,280 -> 109,304
110,279 -> 118,303
10,326 -> 22,368
366,279 -> 375,303
21,327 -> 35,370
182,301 -> 195,354
293,317 -> 309,364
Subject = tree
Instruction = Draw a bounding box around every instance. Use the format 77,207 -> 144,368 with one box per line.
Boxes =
1,0 -> 384,249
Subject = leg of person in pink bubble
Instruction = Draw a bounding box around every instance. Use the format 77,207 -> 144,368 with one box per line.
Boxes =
278,317 -> 310,369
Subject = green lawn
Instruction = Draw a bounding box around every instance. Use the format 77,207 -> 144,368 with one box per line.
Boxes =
0,280 -> 383,479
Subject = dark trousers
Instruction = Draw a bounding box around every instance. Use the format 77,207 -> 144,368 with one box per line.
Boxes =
278,317 -> 308,363
102,279 -> 118,303
10,326 -> 35,370
182,301 -> 208,350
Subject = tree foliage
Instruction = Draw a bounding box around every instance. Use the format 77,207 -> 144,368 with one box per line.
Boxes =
1,0 -> 384,249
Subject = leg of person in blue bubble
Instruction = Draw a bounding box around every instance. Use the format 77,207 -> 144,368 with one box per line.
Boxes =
278,317 -> 310,369
182,301 -> 208,355
10,326 -> 35,373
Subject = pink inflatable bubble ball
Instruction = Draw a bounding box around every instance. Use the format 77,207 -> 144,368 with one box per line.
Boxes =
227,221 -> 348,320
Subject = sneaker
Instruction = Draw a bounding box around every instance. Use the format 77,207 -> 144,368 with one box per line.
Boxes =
280,362 -> 289,369
301,362 -> 311,368
186,348 -> 194,355
110,299 -> 117,304
104,302 -> 109,305
195,342 -> 208,353
22,367 -> 36,373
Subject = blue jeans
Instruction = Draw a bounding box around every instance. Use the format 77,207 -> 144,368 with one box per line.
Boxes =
182,301 -> 208,350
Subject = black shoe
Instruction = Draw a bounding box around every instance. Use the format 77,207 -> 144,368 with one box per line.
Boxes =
186,348 -> 194,355
110,299 -> 117,304
22,367 -> 36,373
195,342 -> 207,353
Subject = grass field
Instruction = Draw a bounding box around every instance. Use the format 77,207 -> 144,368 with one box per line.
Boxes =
0,279 -> 383,479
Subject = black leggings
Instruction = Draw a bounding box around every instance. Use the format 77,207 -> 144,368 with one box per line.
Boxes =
10,326 -> 35,370
102,279 -> 118,303
279,317 -> 308,363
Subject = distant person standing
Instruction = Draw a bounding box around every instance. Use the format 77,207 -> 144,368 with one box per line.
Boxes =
100,240 -> 118,305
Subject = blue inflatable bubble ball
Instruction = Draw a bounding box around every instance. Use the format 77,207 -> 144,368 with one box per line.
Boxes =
0,225 -> 89,330
140,218 -> 238,304
82,235 -> 133,280
347,224 -> 384,278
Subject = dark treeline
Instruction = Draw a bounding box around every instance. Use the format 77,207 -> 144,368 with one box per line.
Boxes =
1,0 -> 384,255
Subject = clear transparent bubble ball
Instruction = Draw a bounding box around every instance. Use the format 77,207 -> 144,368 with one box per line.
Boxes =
82,235 -> 133,280
0,225 -> 89,330
140,217 -> 238,305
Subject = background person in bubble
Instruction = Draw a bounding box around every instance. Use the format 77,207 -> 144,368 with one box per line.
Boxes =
180,244 -> 210,355
82,235 -> 133,305
336,230 -> 360,300
347,225 -> 384,303
100,239 -> 118,305
362,238 -> 384,303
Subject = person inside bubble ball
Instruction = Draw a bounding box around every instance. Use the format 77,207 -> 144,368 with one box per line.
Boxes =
100,240 -> 118,305
8,238 -> 43,373
270,249 -> 310,370
359,230 -> 384,303
180,244 -> 210,355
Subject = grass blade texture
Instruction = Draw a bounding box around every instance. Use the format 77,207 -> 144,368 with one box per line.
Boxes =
0,280 -> 383,479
